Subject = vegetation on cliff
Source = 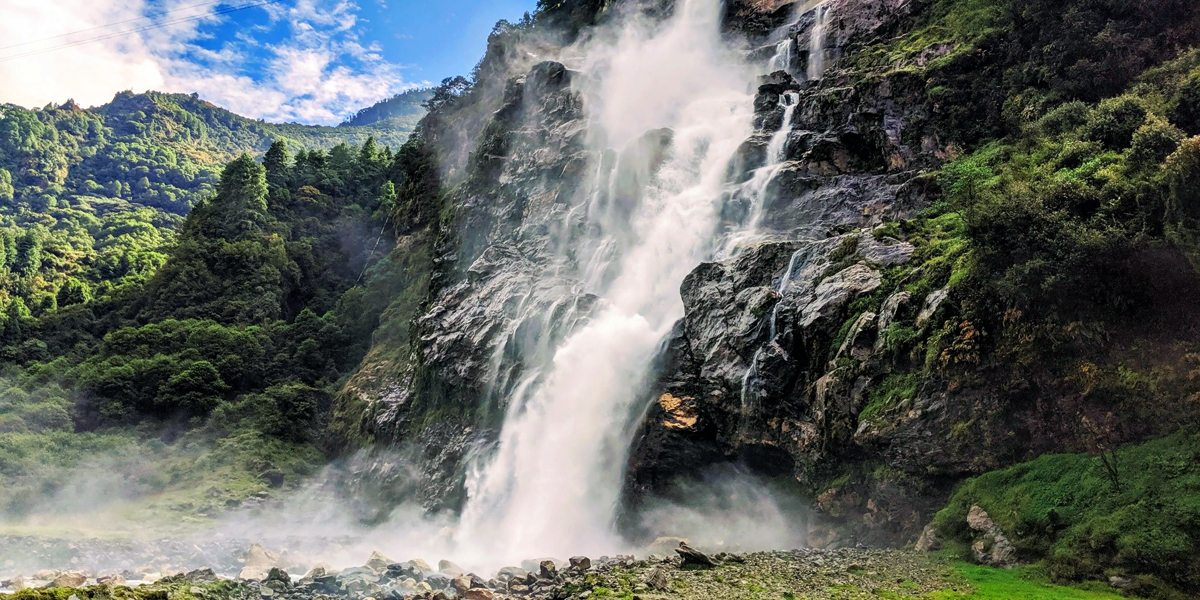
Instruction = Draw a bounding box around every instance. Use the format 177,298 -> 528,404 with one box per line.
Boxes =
815,0 -> 1200,594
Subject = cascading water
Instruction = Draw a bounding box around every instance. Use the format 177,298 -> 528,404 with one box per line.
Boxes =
767,37 -> 795,74
453,0 -> 756,564
807,2 -> 829,80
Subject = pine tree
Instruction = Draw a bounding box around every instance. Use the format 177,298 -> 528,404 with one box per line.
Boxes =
211,154 -> 269,237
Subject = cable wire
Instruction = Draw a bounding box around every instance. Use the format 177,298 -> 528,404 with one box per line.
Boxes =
0,0 -> 287,63
0,0 -> 231,51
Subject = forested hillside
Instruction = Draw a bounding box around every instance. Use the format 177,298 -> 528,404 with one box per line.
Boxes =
0,87 -> 431,519
0,91 -> 422,344
0,132 -> 423,517
339,89 -> 433,128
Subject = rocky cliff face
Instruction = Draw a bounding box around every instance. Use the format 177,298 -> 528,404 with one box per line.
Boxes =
332,0 -> 1200,555
338,0 -> 949,535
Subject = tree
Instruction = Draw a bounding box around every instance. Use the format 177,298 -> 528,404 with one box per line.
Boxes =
211,154 -> 268,236
56,278 -> 92,307
263,139 -> 291,188
0,169 -> 13,202
13,232 -> 42,279
156,360 -> 228,416
1166,137 -> 1200,220
423,76 -> 472,112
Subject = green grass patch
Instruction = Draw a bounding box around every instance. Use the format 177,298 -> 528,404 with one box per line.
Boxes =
928,563 -> 1126,599
933,430 -> 1200,593
858,373 -> 920,422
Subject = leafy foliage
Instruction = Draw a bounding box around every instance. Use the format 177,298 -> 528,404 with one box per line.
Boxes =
934,431 -> 1200,596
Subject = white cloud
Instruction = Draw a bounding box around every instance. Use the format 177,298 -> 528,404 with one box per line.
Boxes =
0,0 -> 410,125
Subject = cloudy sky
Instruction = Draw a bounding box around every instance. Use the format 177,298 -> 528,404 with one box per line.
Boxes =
0,0 -> 539,125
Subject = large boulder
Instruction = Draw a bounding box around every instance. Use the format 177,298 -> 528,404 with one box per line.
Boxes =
239,545 -> 283,581
51,572 -> 87,588
967,505 -> 1016,567
800,264 -> 883,328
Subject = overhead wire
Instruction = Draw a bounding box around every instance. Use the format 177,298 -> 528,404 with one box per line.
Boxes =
0,0 -> 288,63
0,0 -> 232,51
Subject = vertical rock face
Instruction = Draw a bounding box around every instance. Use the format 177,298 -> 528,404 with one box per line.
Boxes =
349,0 -> 957,543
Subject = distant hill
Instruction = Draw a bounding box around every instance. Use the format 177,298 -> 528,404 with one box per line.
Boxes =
0,91 -> 418,217
339,88 -> 432,128
0,90 -> 422,309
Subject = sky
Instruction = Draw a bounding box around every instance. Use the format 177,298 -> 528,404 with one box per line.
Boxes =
0,0 -> 540,125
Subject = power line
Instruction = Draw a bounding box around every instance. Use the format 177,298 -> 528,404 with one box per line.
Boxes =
0,0 -> 231,51
0,0 -> 288,63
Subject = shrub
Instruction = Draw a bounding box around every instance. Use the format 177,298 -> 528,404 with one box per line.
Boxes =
932,431 -> 1200,593
1170,70 -> 1200,135
1039,101 -> 1091,136
1083,97 -> 1148,150
1128,115 -> 1185,168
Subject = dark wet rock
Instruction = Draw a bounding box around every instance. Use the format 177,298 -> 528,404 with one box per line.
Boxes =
538,560 -> 557,580
675,543 -> 716,568
385,562 -> 425,582
309,574 -> 343,594
265,569 -> 290,585
568,556 -> 591,571
760,70 -> 802,95
424,572 -> 454,590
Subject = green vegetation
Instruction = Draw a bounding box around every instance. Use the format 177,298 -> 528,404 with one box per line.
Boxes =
0,112 -> 443,518
807,1 -> 1200,595
929,563 -> 1126,600
0,91 -> 423,338
934,431 -> 1200,596
339,89 -> 432,128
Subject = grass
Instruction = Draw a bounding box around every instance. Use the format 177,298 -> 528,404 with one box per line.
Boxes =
933,430 -> 1200,593
858,373 -> 919,422
0,426 -> 321,536
929,564 -> 1126,600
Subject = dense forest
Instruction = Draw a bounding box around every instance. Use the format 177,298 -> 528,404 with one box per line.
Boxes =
0,88 -> 433,517
0,91 -> 421,345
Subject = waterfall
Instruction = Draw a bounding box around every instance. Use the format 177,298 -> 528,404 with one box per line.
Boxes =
453,0 -> 756,564
807,2 -> 829,80
719,87 -> 798,256
767,37 -> 794,74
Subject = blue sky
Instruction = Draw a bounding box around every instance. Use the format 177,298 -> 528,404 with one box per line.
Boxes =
0,0 -> 540,125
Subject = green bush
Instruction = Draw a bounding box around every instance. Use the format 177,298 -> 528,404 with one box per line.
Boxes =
1082,97 -> 1148,150
1128,115 -> 1186,168
933,431 -> 1200,593
1170,70 -> 1200,135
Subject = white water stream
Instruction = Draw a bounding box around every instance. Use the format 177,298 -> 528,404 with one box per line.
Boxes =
453,0 -> 758,564
807,2 -> 829,80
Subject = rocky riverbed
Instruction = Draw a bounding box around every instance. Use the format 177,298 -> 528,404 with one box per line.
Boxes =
1,541 -> 977,600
